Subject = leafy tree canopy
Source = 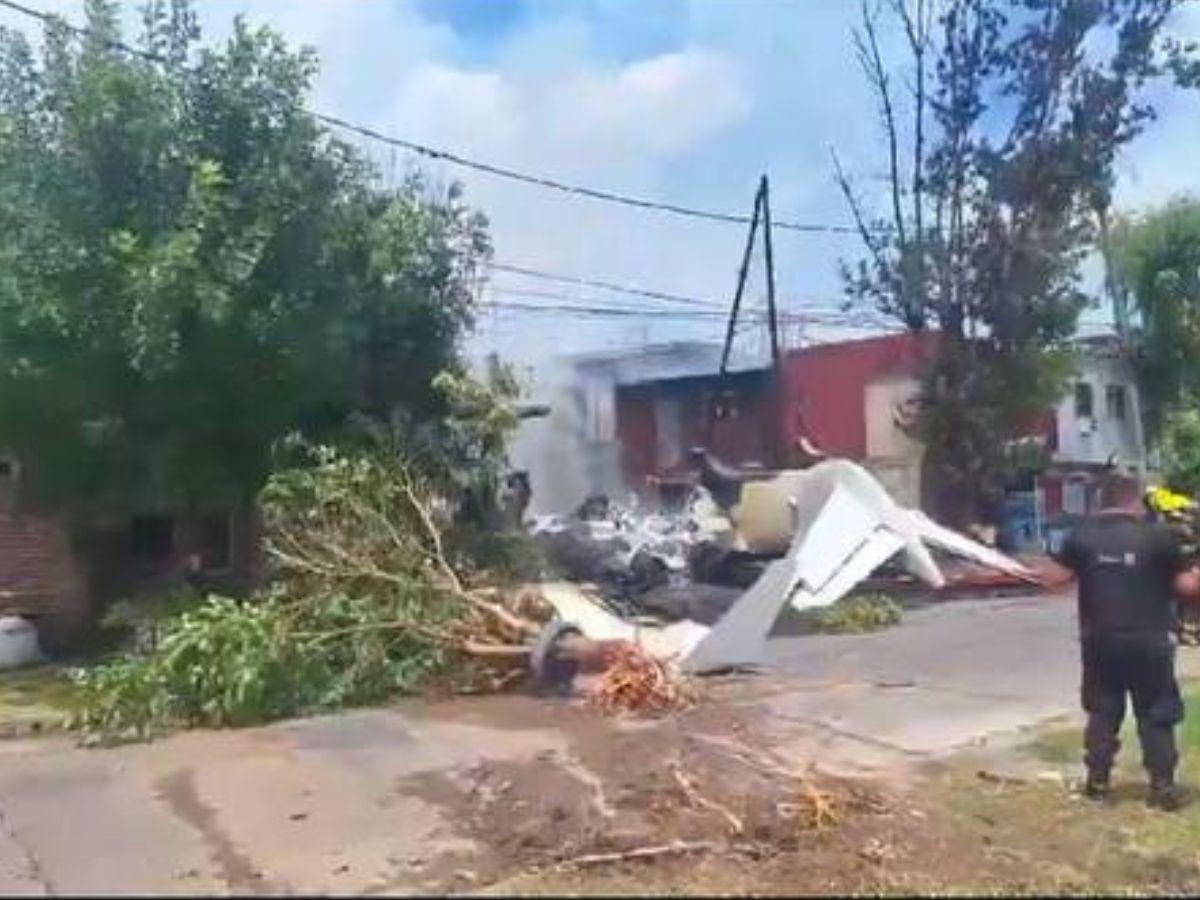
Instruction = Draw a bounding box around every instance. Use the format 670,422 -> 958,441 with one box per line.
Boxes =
0,0 -> 490,517
1112,197 -> 1200,435
838,0 -> 1189,523
1160,399 -> 1200,496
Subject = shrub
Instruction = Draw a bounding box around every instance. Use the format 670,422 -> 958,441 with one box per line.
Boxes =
73,588 -> 449,744
805,594 -> 903,635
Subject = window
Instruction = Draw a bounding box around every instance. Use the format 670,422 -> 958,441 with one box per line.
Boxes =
712,390 -> 739,420
130,516 -> 174,562
1106,384 -> 1127,422
1064,477 -> 1089,516
1074,383 -> 1094,419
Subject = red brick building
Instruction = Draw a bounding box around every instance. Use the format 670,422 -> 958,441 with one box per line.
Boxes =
614,332 -> 936,505
0,458 -> 259,648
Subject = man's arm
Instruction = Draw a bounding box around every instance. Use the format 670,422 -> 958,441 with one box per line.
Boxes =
1175,568 -> 1200,604
1160,528 -> 1200,603
1051,531 -> 1080,574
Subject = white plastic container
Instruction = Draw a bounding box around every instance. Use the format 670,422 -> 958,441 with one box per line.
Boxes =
0,616 -> 41,670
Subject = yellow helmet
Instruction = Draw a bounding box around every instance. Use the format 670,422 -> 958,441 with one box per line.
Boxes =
1146,485 -> 1195,515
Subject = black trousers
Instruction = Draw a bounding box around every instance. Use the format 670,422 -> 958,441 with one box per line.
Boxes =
1081,636 -> 1184,782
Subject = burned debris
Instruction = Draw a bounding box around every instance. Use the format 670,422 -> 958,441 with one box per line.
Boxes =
522,452 -> 1037,694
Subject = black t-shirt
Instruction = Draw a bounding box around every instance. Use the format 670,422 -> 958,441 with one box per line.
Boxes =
1055,514 -> 1183,640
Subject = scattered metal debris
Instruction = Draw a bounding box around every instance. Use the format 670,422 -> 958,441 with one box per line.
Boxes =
537,458 -> 1036,678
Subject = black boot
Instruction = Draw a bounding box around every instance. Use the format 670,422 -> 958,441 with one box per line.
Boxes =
1083,771 -> 1111,802
1147,778 -> 1183,811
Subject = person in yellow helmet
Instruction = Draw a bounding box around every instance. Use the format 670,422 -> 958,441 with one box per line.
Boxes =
1055,493 -> 1200,810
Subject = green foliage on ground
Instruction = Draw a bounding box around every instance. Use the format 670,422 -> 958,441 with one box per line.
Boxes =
0,0 -> 489,519
72,374 -> 530,745
72,588 -> 450,743
72,438 -> 468,743
804,593 -> 903,635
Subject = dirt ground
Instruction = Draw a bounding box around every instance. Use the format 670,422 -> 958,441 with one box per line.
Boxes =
389,686 -> 1200,896
4,597 -> 1199,895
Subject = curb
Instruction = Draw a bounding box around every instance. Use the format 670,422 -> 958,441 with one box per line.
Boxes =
0,717 -> 67,740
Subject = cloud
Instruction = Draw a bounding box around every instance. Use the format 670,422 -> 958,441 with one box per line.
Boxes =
393,48 -> 750,177
4,0 -> 1199,365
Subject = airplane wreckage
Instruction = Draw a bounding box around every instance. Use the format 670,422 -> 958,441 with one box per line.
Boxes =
525,453 -> 1037,691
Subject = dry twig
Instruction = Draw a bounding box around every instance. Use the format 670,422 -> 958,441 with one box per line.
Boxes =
778,776 -> 840,831
557,840 -> 719,869
589,645 -> 695,716
670,762 -> 745,837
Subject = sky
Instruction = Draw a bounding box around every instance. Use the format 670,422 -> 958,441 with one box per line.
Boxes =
3,0 -> 1200,380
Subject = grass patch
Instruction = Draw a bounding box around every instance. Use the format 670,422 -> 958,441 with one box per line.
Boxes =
927,683 -> 1200,893
1030,683 -> 1200,779
799,593 -> 903,635
1027,724 -> 1080,766
0,665 -> 81,731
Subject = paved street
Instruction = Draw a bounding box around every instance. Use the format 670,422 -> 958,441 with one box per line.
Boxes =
1,592 -> 1189,895
758,594 -> 1101,772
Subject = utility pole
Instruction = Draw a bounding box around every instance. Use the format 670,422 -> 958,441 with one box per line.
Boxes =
719,179 -> 763,376
761,175 -> 781,370
714,175 -> 785,467
719,175 -> 779,375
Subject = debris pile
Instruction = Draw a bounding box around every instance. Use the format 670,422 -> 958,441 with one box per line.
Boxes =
530,457 -> 1039,682
529,493 -> 697,613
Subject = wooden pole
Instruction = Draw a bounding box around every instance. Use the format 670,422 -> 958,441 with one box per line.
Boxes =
719,182 -> 764,377
761,175 -> 780,370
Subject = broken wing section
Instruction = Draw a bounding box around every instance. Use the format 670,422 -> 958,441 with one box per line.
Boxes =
686,484 -> 906,674
906,510 -> 1037,582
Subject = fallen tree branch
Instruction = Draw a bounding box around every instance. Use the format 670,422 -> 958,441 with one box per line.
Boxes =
294,618 -> 530,660
557,840 -> 719,869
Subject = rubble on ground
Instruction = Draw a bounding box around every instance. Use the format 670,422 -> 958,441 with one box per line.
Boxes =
526,456 -> 1039,685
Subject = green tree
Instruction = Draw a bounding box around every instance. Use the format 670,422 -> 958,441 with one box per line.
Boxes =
0,0 -> 490,520
836,0 -> 1186,525
1160,400 -> 1200,495
1111,198 -> 1200,435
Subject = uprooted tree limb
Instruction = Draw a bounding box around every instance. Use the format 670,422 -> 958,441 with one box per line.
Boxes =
261,443 -> 545,663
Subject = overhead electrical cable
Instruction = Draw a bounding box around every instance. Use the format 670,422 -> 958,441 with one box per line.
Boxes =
0,0 -> 876,238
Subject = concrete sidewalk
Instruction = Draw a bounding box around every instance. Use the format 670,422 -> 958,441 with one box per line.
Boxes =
0,592 -> 1190,895
759,594 -> 1200,773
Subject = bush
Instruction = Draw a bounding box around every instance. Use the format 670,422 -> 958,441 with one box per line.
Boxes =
70,434 -> 541,744
805,594 -> 903,635
100,587 -> 206,654
73,588 -> 450,744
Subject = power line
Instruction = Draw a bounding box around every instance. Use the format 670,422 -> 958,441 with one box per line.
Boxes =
486,289 -> 887,328
0,0 -> 895,338
315,112 -> 865,236
0,0 -> 873,238
490,260 -> 892,324
483,301 -> 891,333
490,262 -> 721,309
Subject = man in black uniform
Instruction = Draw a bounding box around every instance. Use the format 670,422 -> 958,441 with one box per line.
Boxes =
1056,501 -> 1196,810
